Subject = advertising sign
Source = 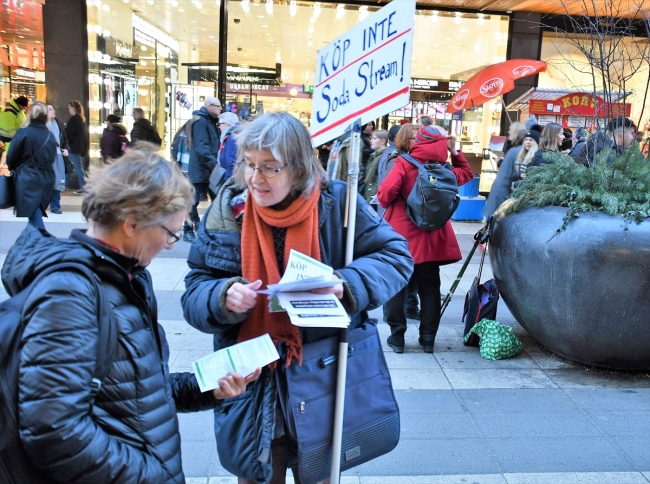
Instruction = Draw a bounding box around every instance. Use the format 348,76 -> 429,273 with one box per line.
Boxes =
529,93 -> 632,117
310,0 -> 415,146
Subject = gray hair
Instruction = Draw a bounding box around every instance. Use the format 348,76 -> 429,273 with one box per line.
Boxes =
234,112 -> 326,197
82,149 -> 194,230
219,112 -> 239,126
132,107 -> 144,120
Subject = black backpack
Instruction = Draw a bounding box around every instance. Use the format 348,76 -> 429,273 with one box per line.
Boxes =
400,153 -> 459,231
462,246 -> 499,346
0,263 -> 117,483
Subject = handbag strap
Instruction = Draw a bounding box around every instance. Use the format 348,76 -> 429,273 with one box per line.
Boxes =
13,132 -> 52,170
477,240 -> 488,283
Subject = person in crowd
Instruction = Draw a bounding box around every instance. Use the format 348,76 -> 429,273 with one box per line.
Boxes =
2,149 -> 259,483
376,125 -> 401,215
377,125 -> 473,353
529,122 -> 563,167
608,116 -> 638,154
5,102 -> 57,228
184,96 -> 222,243
100,114 -> 128,163
65,100 -> 88,194
317,140 -> 332,168
359,121 -> 375,179
46,103 -> 70,215
130,107 -> 162,146
483,128 -> 527,219
171,119 -> 193,173
181,112 -> 412,483
361,129 -> 389,207
568,127 -> 588,164
377,123 -> 421,322
217,111 -> 240,180
418,116 -> 433,126
501,121 -> 525,157
511,129 -> 540,186
0,95 -> 29,152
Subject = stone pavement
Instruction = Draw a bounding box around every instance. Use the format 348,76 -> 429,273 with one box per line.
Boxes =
1,194 -> 649,484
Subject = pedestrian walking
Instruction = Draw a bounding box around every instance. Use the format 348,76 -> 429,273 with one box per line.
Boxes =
217,111 -> 239,179
181,111 -> 412,484
64,100 -> 88,194
377,125 -> 474,353
100,114 -> 128,163
0,95 -> 29,153
5,102 -> 57,229
45,103 -> 70,215
1,149 -> 258,483
184,96 -> 222,243
130,107 -> 162,147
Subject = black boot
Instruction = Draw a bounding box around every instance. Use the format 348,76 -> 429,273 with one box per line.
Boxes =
387,333 -> 405,354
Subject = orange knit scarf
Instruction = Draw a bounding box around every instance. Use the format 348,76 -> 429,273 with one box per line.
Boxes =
238,186 -> 322,366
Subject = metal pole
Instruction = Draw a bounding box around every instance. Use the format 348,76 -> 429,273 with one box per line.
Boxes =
330,121 -> 362,484
217,0 -> 228,104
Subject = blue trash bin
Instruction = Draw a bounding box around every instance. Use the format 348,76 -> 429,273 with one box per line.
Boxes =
458,175 -> 480,197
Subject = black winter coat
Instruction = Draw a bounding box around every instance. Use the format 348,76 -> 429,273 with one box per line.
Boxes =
1,226 -> 221,483
6,121 -> 57,217
188,107 -> 220,184
64,114 -> 88,155
131,118 -> 160,145
101,123 -> 128,162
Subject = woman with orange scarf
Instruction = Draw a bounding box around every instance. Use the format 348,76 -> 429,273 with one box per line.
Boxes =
182,112 -> 413,484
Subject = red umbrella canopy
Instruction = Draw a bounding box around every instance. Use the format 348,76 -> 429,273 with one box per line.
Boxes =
447,59 -> 547,113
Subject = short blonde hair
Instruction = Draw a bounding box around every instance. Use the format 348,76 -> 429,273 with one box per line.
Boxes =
82,149 -> 194,230
234,111 -> 326,197
24,102 -> 48,127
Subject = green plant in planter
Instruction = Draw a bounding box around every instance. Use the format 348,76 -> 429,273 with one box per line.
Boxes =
505,147 -> 650,233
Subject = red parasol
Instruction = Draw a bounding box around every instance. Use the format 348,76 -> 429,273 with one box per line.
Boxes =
447,59 -> 547,114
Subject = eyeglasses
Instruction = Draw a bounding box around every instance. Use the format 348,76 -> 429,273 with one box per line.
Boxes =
159,224 -> 183,244
236,161 -> 288,178
209,103 -> 222,109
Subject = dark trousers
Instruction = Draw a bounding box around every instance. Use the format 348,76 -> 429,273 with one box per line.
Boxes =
28,207 -> 45,229
50,189 -> 61,211
184,182 -> 214,232
237,434 -> 330,484
384,261 -> 441,344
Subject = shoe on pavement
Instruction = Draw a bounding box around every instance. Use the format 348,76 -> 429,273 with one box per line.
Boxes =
418,338 -> 434,354
387,334 -> 405,354
182,231 -> 197,243
405,310 -> 420,321
74,189 -> 83,194
50,209 -> 62,214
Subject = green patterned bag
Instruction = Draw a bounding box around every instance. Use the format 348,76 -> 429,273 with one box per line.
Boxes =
463,319 -> 522,360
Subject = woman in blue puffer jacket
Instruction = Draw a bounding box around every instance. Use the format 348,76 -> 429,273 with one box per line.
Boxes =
181,112 -> 413,483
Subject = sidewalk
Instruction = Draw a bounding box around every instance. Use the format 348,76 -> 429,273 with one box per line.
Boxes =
1,194 -> 649,484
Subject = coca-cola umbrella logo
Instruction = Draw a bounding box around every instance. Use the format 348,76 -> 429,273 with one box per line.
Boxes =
452,88 -> 470,110
512,65 -> 536,77
479,78 -> 504,98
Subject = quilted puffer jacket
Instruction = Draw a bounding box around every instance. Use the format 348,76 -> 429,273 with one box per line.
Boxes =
1,226 -> 220,483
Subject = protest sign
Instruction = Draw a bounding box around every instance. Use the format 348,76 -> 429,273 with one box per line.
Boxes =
310,0 -> 415,146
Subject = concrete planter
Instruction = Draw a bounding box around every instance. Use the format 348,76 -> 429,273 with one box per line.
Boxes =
490,201 -> 650,371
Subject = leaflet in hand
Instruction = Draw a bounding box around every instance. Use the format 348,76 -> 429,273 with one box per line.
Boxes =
257,249 -> 340,295
192,334 -> 279,393
275,292 -> 350,328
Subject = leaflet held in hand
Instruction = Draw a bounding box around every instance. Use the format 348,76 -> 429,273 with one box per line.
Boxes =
192,334 -> 279,393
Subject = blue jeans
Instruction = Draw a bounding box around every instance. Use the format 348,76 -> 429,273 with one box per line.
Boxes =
50,190 -> 61,211
28,208 -> 45,229
67,153 -> 85,189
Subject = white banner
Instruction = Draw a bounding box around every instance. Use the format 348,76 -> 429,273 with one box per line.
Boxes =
310,0 -> 415,146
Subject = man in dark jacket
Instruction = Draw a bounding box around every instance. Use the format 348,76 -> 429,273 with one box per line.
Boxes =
100,114 -> 128,163
184,97 -> 222,243
130,107 -> 162,146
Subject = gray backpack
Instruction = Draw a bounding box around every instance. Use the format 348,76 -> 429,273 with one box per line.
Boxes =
401,153 -> 459,231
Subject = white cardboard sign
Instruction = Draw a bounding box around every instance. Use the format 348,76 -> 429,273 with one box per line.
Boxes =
310,0 -> 415,146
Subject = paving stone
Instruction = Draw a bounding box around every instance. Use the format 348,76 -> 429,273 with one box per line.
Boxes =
389,368 -> 451,390
181,440 -> 216,478
177,411 -> 215,442
383,352 -> 438,370
503,472 -> 650,484
588,412 -> 650,438
614,437 -> 650,470
394,389 -> 465,414
435,350 -> 539,370
354,438 -> 500,476
562,388 -> 650,413
456,389 -> 580,414
545,369 -> 650,389
471,411 -> 604,439
360,475 -> 506,484
443,369 -> 558,390
400,411 -> 480,439
486,438 -> 636,473
523,347 -> 580,370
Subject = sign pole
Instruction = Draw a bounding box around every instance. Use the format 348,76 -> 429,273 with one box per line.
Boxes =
331,120 -> 361,484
